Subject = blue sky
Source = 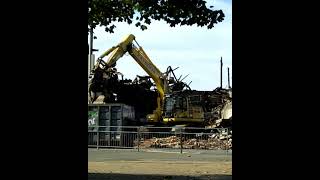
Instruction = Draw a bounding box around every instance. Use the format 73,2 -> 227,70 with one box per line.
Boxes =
89,0 -> 232,90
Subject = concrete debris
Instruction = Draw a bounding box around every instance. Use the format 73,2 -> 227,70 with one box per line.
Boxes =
135,133 -> 232,150
209,134 -> 216,138
202,88 -> 232,128
92,95 -> 105,104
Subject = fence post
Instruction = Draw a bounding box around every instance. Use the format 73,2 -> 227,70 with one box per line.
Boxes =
137,127 -> 140,152
180,128 -> 183,154
226,128 -> 229,155
96,127 -> 99,150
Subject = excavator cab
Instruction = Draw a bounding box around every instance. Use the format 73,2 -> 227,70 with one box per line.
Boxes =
162,92 -> 205,124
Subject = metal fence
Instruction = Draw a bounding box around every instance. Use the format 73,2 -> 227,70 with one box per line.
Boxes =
88,126 -> 232,153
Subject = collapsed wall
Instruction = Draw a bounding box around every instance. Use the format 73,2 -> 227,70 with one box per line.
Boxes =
203,88 -> 232,128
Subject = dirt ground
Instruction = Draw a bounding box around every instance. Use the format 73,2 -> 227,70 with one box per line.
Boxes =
88,149 -> 232,180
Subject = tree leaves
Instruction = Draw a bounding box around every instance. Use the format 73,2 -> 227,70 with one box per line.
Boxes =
88,0 -> 225,33
140,25 -> 147,30
145,18 -> 151,25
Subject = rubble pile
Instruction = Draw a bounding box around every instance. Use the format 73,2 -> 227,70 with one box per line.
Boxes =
135,132 -> 232,150
204,87 -> 232,127
137,136 -> 181,149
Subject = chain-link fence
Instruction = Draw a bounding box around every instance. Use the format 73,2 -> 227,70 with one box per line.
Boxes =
88,126 -> 232,153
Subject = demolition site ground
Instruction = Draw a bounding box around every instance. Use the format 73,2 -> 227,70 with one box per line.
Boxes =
88,149 -> 232,180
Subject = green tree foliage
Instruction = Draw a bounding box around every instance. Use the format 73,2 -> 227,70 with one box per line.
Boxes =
88,0 -> 225,33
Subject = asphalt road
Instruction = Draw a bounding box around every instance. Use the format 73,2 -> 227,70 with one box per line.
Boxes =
88,148 -> 232,162
88,148 -> 232,180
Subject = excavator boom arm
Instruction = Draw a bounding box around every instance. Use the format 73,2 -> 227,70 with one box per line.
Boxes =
128,45 -> 165,98
96,34 -> 166,97
93,34 -> 167,122
96,34 -> 136,68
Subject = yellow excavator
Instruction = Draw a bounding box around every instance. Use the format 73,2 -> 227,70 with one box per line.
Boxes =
89,34 -> 209,125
